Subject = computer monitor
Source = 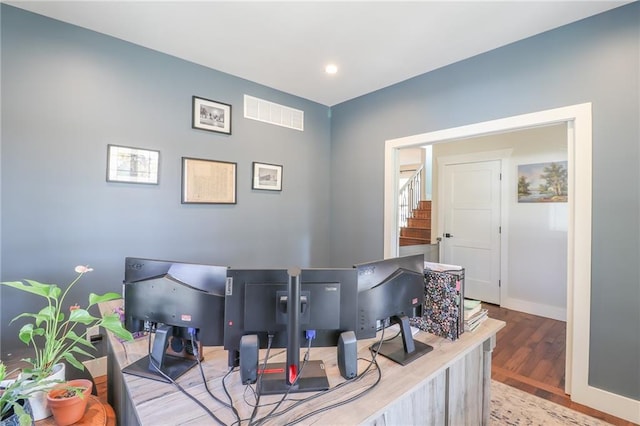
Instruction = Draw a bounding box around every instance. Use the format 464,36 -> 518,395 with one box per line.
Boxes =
354,254 -> 432,365
122,257 -> 228,382
224,267 -> 358,394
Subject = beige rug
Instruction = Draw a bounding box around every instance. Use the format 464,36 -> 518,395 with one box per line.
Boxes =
491,380 -> 613,425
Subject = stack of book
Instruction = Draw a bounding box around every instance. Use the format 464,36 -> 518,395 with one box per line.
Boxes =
463,299 -> 488,332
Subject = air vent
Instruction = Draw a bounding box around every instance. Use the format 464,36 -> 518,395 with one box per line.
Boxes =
244,95 -> 304,131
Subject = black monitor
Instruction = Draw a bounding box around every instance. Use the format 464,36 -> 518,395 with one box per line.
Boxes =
354,254 -> 432,365
224,267 -> 358,394
122,257 -> 228,382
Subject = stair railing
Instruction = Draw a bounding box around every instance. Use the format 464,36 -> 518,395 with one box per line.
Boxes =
398,165 -> 423,228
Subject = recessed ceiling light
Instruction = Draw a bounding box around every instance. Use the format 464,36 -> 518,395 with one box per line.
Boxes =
325,64 -> 338,75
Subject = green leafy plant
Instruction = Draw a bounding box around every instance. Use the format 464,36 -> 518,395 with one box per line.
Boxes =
1,265 -> 133,380
0,362 -> 37,426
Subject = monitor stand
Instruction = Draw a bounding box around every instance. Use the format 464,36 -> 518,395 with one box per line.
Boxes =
122,354 -> 197,383
258,360 -> 330,395
370,314 -> 433,366
122,324 -> 198,383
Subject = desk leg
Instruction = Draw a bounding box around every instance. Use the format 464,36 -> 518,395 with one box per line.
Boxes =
482,335 -> 496,426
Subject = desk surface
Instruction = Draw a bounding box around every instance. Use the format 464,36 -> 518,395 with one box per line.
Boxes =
101,300 -> 504,425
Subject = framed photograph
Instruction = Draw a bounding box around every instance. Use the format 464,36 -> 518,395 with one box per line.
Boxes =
106,144 -> 159,184
517,161 -> 568,203
252,162 -> 283,191
192,96 -> 232,134
182,157 -> 236,204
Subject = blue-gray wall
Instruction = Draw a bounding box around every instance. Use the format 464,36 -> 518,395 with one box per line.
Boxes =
330,3 -> 639,399
2,2 -> 638,402
1,5 -> 331,348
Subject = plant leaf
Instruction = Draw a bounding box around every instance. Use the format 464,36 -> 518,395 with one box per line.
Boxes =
1,280 -> 52,298
61,352 -> 85,371
17,324 -> 44,344
100,313 -> 133,341
65,330 -> 94,349
10,312 -> 39,322
68,308 -> 97,325
88,292 -> 121,308
69,346 -> 95,359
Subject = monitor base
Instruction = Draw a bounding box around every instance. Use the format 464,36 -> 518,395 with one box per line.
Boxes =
371,336 -> 433,366
258,360 -> 330,395
122,354 -> 197,383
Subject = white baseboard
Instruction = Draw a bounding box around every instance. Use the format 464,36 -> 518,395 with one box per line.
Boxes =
501,297 -> 566,322
573,383 -> 640,424
83,356 -> 107,378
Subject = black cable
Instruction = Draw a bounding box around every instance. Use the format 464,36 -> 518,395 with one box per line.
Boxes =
251,337 -> 313,426
285,356 -> 382,425
263,330 -> 386,423
146,331 -> 226,425
248,334 -> 274,425
190,330 -> 241,425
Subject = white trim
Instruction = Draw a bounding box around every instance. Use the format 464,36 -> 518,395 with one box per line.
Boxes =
384,103 -> 638,423
502,297 -> 567,322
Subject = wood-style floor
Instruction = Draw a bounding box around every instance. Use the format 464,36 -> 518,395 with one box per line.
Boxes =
486,303 -> 638,426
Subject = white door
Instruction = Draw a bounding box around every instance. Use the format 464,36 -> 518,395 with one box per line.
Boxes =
442,160 -> 501,304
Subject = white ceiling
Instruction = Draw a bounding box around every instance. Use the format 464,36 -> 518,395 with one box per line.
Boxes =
6,1 -> 631,106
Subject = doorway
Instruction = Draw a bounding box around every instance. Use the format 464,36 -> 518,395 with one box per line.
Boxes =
382,104 -> 606,415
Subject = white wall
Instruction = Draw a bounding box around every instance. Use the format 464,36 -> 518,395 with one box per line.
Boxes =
432,124 -> 568,320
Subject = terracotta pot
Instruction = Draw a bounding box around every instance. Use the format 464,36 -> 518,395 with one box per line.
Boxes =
45,379 -> 92,426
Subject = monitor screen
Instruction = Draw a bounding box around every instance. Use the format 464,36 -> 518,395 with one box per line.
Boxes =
354,254 -> 432,365
122,258 -> 227,381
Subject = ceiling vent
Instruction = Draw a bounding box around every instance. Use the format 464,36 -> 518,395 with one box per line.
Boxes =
244,95 -> 304,131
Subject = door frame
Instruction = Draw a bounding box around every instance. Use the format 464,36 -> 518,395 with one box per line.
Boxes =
383,104 -> 636,422
437,152 -> 511,306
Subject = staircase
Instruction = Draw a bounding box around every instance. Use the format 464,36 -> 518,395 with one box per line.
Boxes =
399,201 -> 432,246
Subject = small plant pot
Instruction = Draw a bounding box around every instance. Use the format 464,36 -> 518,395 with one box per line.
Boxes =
45,379 -> 92,426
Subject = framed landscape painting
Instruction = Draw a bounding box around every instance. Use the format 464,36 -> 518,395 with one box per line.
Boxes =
517,161 -> 568,203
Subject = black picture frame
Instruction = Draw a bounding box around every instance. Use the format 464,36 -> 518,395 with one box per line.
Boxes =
252,162 -> 283,191
182,157 -> 237,204
192,96 -> 232,135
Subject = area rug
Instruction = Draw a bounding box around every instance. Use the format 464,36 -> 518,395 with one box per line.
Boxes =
491,380 -> 613,425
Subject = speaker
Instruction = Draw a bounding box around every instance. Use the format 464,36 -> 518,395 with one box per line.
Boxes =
240,334 -> 259,385
337,331 -> 357,380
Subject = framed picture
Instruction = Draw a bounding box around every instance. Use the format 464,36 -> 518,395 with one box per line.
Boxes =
517,161 -> 568,203
106,144 -> 159,184
182,157 -> 237,204
192,96 -> 232,134
252,162 -> 283,191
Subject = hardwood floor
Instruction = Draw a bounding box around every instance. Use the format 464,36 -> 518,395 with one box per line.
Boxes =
486,303 -> 638,426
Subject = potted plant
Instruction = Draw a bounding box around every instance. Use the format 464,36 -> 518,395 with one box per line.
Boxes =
0,362 -> 34,426
1,265 -> 133,420
45,379 -> 93,426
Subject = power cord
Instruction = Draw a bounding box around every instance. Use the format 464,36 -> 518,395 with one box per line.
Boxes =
146,329 -> 226,425
264,329 -> 386,424
250,333 -> 314,426
189,328 -> 241,425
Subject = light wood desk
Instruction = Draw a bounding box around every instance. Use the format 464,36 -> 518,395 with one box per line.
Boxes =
100,300 -> 504,425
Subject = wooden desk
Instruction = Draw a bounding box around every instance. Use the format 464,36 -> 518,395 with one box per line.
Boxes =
100,300 -> 504,425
